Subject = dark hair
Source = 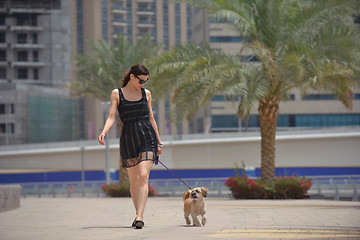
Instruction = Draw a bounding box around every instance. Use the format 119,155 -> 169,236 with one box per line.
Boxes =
122,64 -> 149,87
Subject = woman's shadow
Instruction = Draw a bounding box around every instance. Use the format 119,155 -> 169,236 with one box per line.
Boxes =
82,226 -> 133,230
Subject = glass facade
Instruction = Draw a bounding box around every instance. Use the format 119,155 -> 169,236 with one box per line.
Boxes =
163,0 -> 169,50
28,96 -> 81,143
210,36 -> 245,43
186,5 -> 192,42
236,114 -> 360,129
175,3 -> 181,45
101,0 -> 108,42
76,0 -> 84,54
212,115 -> 239,129
126,0 -> 133,43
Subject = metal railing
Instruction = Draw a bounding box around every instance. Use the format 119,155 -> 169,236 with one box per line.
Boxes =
308,175 -> 360,201
19,181 -> 106,198
3,175 -> 360,201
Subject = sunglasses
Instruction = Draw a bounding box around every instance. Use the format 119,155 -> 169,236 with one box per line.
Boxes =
135,76 -> 150,84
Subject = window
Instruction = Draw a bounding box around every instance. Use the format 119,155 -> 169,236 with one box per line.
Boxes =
212,115 -> 239,129
17,51 -> 28,61
114,15 -> 125,22
32,33 -> 38,44
18,68 -> 28,79
0,123 -> 15,133
17,33 -> 27,43
113,27 -> 124,34
175,3 -> 181,44
33,51 -> 39,62
16,14 -> 37,26
101,0 -> 108,42
163,0 -> 169,50
0,32 -> 5,43
241,115 -> 259,128
0,68 -> 6,79
295,114 -> 360,127
76,0 -> 84,54
0,15 -> 5,25
210,36 -> 246,43
138,3 -> 148,10
0,50 -> 5,61
138,16 -> 148,22
302,94 -> 335,100
0,103 -> 14,114
113,1 -> 125,9
33,68 -> 39,79
212,95 -> 240,101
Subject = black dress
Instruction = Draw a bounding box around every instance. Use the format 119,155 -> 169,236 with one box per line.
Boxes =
117,88 -> 158,168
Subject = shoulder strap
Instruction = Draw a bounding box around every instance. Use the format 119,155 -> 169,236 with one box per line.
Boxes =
141,88 -> 146,99
118,88 -> 123,98
118,88 -> 123,104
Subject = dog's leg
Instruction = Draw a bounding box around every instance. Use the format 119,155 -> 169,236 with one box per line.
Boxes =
184,212 -> 191,225
201,215 -> 207,226
200,207 -> 207,226
191,214 -> 201,227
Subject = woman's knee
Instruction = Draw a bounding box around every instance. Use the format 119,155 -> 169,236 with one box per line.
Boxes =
138,172 -> 149,186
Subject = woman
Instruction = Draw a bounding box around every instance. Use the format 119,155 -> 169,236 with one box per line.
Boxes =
98,64 -> 163,229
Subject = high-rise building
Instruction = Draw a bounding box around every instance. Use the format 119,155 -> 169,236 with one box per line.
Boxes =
0,0 -> 80,145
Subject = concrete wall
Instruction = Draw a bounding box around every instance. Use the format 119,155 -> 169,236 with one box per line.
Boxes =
0,185 -> 21,212
0,130 -> 359,171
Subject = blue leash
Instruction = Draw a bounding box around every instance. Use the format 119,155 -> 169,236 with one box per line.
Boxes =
155,157 -> 192,190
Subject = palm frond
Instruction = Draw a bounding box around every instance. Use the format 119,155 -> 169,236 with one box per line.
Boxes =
71,35 -> 160,101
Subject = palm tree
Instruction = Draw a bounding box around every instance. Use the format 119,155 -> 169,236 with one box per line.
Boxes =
71,35 -> 161,183
146,0 -> 360,181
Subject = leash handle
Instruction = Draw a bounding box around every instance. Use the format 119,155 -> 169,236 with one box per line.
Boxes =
157,159 -> 192,190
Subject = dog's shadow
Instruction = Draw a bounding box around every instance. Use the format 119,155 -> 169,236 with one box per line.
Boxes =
181,224 -> 202,228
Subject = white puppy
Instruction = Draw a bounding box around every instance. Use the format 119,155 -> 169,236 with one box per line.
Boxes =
183,187 -> 208,227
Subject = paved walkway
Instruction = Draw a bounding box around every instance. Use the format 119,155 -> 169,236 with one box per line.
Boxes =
0,197 -> 359,240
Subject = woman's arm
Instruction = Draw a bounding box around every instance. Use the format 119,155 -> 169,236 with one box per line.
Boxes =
98,89 -> 119,145
146,89 -> 163,155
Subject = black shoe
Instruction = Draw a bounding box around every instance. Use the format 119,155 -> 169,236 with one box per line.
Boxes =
134,220 -> 144,229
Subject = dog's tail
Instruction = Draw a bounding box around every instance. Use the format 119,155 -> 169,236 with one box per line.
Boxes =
183,190 -> 191,201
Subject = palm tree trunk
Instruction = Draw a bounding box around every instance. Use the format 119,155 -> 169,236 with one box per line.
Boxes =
258,95 -> 279,182
117,117 -> 129,184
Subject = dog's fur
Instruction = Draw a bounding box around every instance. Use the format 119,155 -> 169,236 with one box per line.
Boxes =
183,187 -> 208,227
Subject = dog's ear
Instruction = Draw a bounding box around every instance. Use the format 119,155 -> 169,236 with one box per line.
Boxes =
201,187 -> 208,197
183,190 -> 191,201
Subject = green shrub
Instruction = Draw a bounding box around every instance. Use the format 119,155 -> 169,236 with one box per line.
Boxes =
273,176 -> 312,199
101,182 -> 159,197
224,174 -> 312,199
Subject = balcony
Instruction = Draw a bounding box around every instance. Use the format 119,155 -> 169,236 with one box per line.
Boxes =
4,8 -> 50,14
112,20 -> 127,27
136,20 -> 155,28
136,8 -> 155,15
11,43 -> 44,49
136,0 -> 154,3
136,33 -> 154,40
11,61 -> 45,67
10,26 -> 43,32
111,7 -> 126,14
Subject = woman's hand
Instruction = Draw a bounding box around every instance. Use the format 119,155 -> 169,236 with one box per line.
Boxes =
98,133 -> 106,145
157,145 -> 163,156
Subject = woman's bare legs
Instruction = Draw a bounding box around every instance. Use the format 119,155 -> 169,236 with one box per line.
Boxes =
127,160 -> 153,221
